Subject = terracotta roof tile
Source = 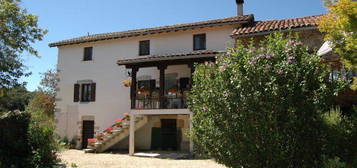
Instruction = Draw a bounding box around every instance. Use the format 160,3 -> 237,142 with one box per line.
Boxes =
49,14 -> 254,47
117,50 -> 222,65
232,15 -> 323,37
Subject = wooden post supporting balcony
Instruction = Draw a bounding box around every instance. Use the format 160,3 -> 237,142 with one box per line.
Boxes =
158,65 -> 167,109
188,63 -> 195,90
129,113 -> 136,156
130,67 -> 138,109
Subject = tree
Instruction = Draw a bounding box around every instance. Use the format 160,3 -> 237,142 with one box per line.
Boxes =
26,92 -> 55,119
318,0 -> 357,89
26,69 -> 59,118
25,68 -> 60,167
0,86 -> 34,113
188,33 -> 346,168
0,0 -> 47,88
38,69 -> 59,95
323,0 -> 339,6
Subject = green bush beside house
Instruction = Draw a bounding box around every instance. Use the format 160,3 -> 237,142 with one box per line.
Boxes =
188,33 -> 352,167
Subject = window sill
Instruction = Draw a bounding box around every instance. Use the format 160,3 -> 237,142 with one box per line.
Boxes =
193,49 -> 206,51
81,60 -> 95,64
78,101 -> 94,104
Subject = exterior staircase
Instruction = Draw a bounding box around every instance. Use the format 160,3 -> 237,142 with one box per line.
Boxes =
85,115 -> 148,153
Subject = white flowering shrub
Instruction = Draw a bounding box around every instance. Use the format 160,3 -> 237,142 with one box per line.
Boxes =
188,33 -> 346,168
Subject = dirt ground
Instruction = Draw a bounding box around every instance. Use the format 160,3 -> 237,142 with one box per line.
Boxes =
59,150 -> 226,168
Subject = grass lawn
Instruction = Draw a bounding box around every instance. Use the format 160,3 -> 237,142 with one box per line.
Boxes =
60,150 -> 226,168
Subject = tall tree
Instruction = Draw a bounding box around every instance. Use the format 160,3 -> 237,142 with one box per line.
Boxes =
0,0 -> 47,88
26,69 -> 59,118
38,69 -> 58,95
318,0 -> 357,89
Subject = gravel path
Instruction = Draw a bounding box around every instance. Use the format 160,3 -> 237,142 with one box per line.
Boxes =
60,150 -> 226,168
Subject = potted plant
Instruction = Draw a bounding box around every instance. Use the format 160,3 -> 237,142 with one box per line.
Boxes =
115,119 -> 123,127
124,112 -> 130,121
95,132 -> 104,141
105,127 -> 113,134
69,139 -> 77,149
87,138 -> 97,147
122,78 -> 132,87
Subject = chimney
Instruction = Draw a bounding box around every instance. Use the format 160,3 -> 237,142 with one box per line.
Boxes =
236,0 -> 244,16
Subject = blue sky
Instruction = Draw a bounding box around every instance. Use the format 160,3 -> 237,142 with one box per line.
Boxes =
21,0 -> 327,91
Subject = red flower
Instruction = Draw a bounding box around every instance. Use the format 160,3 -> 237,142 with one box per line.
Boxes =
88,138 -> 97,143
106,127 -> 113,131
115,119 -> 123,123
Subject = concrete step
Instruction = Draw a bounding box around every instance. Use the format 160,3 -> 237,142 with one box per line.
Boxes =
90,116 -> 148,153
84,148 -> 95,153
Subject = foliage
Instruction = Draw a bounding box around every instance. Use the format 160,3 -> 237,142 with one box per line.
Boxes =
27,101 -> 60,167
188,33 -> 346,168
318,0 -> 357,90
0,0 -> 47,88
322,107 -> 357,167
0,86 -> 34,113
27,91 -> 55,118
28,118 -> 60,167
324,0 -> 340,6
70,162 -> 78,168
39,69 -> 59,95
323,157 -> 347,168
0,111 -> 31,168
59,136 -> 77,149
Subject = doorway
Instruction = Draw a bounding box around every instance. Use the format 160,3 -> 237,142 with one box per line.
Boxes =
160,119 -> 177,150
82,120 -> 94,149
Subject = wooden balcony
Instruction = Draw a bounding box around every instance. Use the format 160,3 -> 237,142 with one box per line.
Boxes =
117,50 -> 221,111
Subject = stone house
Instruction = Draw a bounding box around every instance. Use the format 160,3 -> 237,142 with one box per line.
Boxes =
49,0 -> 355,155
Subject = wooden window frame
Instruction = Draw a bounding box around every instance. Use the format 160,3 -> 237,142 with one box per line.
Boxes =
73,83 -> 96,103
83,47 -> 93,61
193,34 -> 206,51
139,40 -> 150,56
81,84 -> 92,102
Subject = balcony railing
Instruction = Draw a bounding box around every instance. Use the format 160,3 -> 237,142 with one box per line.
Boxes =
135,91 -> 189,109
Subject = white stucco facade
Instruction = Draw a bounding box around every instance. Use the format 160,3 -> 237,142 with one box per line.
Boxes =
55,25 -> 236,143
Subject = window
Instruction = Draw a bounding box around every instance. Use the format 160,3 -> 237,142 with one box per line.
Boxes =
74,83 -> 96,102
193,34 -> 206,50
83,47 -> 93,61
81,84 -> 92,102
139,40 -> 150,56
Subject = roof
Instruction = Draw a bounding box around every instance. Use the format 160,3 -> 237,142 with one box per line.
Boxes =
232,15 -> 323,37
49,14 -> 254,47
117,50 -> 222,66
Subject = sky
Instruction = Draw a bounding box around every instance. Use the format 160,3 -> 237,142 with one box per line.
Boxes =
20,0 -> 327,91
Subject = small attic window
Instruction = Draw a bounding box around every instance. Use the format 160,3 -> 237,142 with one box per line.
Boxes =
139,40 -> 150,56
83,47 -> 93,61
193,34 -> 206,50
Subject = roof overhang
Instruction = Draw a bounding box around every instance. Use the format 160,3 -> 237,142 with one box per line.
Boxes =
49,15 -> 254,47
231,26 -> 318,38
117,50 -> 223,68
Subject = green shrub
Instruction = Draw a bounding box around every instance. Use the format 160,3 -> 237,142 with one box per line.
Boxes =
322,107 -> 357,168
27,107 -> 60,168
69,138 -> 77,149
188,33 -> 346,168
0,109 -> 60,167
0,111 -> 31,168
323,157 -> 347,168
